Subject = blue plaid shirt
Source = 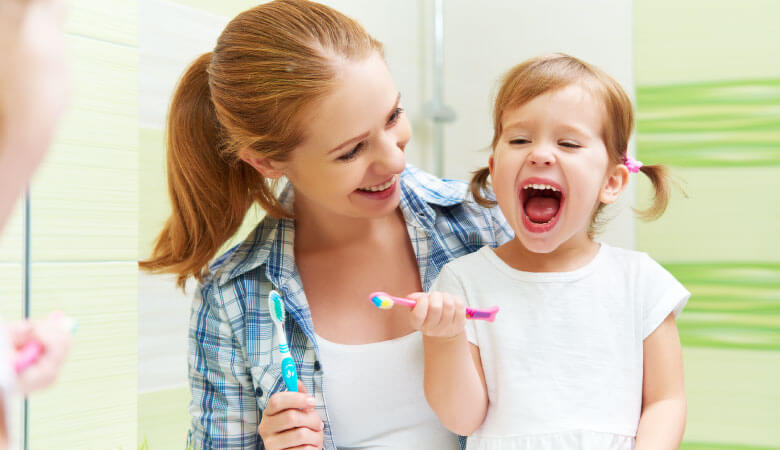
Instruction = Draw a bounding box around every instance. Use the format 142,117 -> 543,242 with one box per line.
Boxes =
187,165 -> 513,449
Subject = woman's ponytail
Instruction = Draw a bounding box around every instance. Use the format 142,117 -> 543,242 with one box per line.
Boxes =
139,53 -> 274,288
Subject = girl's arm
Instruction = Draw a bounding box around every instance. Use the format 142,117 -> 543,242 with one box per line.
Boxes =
408,292 -> 488,436
423,334 -> 488,436
635,313 -> 687,449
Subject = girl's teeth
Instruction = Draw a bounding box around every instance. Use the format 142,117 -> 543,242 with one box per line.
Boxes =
524,183 -> 559,192
360,175 -> 396,192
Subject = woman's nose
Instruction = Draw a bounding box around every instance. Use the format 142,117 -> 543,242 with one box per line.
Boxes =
374,131 -> 407,174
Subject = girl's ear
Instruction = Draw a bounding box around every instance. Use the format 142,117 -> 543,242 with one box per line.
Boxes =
599,163 -> 629,205
239,149 -> 286,179
488,154 -> 495,178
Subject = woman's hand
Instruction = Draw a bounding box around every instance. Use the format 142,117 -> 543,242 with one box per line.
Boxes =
407,291 -> 467,339
8,311 -> 72,394
257,380 -> 324,449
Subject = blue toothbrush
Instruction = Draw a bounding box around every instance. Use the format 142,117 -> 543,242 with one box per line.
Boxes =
268,290 -> 298,392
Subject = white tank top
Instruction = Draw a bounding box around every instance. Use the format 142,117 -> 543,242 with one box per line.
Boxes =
315,331 -> 460,450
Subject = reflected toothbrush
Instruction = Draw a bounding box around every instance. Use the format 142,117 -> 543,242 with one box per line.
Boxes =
14,312 -> 78,374
268,290 -> 298,392
369,291 -> 500,322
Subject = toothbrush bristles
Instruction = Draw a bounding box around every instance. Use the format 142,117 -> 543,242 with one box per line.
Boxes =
370,295 -> 394,309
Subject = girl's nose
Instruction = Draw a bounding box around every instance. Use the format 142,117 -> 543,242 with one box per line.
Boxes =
528,145 -> 555,167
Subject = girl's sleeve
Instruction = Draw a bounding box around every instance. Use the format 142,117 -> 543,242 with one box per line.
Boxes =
432,264 -> 479,346
188,283 -> 262,449
638,254 -> 691,340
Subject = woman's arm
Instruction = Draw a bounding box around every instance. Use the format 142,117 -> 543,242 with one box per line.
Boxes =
635,313 -> 687,449
188,285 -> 260,449
409,292 -> 488,436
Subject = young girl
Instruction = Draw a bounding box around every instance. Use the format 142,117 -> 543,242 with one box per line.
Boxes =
409,54 -> 689,449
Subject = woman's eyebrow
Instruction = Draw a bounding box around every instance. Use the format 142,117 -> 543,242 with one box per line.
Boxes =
328,92 -> 401,154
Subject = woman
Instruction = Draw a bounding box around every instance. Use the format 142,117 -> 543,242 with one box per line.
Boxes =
140,1 -> 511,448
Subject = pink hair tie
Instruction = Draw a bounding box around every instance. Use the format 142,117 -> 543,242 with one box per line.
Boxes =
623,156 -> 643,173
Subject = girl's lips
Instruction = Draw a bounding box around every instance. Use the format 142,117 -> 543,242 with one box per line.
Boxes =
521,207 -> 561,233
354,175 -> 399,200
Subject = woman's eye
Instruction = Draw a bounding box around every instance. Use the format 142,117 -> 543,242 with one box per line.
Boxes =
337,142 -> 364,162
387,107 -> 404,126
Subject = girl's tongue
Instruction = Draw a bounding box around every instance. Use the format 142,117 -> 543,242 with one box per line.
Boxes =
525,197 -> 559,223
523,189 -> 562,224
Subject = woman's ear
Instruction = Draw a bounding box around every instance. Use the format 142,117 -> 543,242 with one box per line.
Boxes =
488,154 -> 495,178
239,149 -> 286,179
599,163 -> 629,205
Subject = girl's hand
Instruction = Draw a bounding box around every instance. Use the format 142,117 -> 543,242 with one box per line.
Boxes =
9,311 -> 72,394
408,291 -> 467,339
257,380 -> 324,449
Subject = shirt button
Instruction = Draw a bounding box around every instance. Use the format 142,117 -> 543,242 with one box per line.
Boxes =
255,387 -> 263,397
313,361 -> 321,371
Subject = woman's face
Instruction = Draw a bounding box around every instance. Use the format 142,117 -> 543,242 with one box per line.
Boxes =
274,52 -> 410,221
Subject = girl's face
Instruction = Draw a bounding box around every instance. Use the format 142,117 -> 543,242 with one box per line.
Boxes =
489,83 -> 627,254
250,52 -> 410,221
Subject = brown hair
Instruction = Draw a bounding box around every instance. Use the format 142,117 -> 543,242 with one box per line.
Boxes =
470,53 -> 672,231
139,0 -> 383,288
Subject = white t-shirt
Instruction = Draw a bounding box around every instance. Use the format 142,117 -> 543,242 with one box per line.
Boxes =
315,331 -> 460,450
431,244 -> 690,450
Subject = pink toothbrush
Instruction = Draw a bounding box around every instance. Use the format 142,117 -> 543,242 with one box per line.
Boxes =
14,313 -> 77,374
369,291 -> 499,322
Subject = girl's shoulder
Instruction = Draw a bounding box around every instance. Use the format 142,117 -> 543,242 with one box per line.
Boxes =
598,243 -> 668,277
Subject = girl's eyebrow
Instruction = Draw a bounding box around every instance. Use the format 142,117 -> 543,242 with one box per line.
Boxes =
328,92 -> 401,154
502,120 -> 531,134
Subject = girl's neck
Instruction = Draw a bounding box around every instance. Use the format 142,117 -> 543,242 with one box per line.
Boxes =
293,194 -> 404,254
494,233 -> 601,273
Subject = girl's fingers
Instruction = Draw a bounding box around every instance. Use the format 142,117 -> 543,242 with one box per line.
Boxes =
409,293 -> 428,330
424,291 -> 443,330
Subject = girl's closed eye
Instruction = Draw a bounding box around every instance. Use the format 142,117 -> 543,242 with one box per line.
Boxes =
558,140 -> 581,149
509,137 -> 531,145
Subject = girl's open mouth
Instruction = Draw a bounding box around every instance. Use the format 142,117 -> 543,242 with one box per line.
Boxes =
520,179 -> 564,233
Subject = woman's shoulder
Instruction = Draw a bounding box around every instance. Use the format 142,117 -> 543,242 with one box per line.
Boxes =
402,165 -> 506,221
203,214 -> 283,289
400,164 -> 469,206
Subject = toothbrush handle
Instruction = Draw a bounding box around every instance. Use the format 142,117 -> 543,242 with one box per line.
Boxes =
280,355 -> 298,392
14,340 -> 44,374
391,295 -> 499,322
391,296 -> 417,308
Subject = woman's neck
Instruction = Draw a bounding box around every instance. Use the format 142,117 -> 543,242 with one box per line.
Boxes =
293,195 -> 404,254
494,233 -> 601,273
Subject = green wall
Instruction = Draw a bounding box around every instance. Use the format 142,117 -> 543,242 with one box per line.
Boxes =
635,1 -> 780,448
